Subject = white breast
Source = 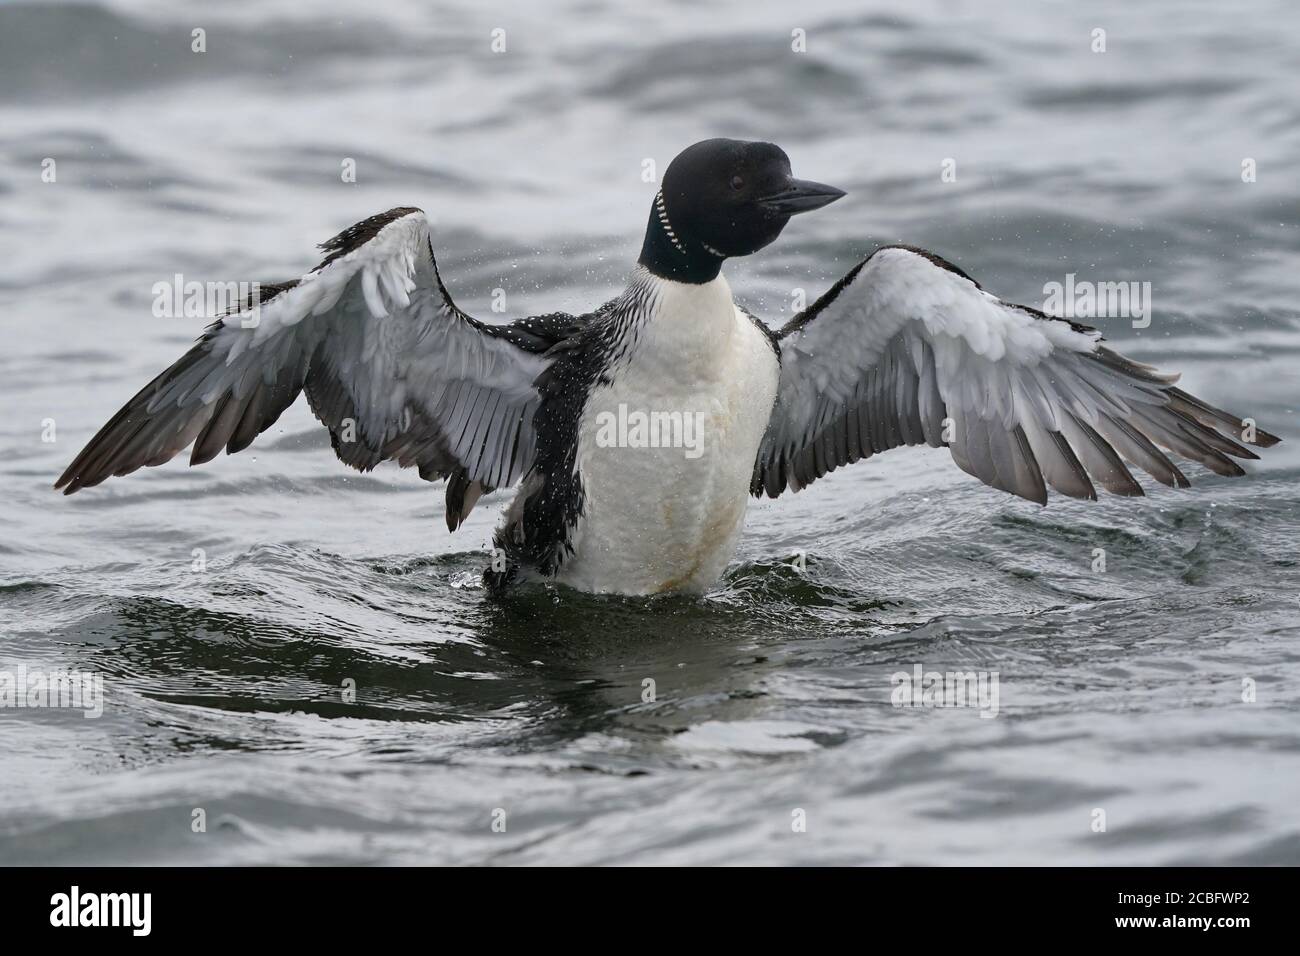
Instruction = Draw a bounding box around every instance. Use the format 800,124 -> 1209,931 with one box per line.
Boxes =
554,271 -> 780,595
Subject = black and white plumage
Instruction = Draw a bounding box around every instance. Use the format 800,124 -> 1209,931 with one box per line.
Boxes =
58,139 -> 1279,596
57,207 -> 564,526
752,244 -> 1277,503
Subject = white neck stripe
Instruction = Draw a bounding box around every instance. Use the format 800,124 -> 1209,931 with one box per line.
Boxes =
654,189 -> 687,255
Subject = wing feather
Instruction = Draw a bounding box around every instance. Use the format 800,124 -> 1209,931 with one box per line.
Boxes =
753,245 -> 1279,503
56,208 -> 558,534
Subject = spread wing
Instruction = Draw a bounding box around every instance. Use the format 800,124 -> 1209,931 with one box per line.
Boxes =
56,207 -> 560,529
753,245 -> 1279,502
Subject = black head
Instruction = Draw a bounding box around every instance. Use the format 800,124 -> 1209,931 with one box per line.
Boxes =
638,138 -> 845,284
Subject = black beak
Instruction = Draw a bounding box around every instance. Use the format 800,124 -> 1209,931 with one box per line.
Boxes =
759,178 -> 847,217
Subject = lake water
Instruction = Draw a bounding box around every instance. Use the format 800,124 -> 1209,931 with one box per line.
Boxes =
1,0 -> 1298,865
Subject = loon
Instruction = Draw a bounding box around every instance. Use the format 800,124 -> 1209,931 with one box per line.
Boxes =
56,138 -> 1280,595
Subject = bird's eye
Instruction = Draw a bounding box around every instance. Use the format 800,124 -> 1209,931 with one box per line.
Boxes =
730,175 -> 745,191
